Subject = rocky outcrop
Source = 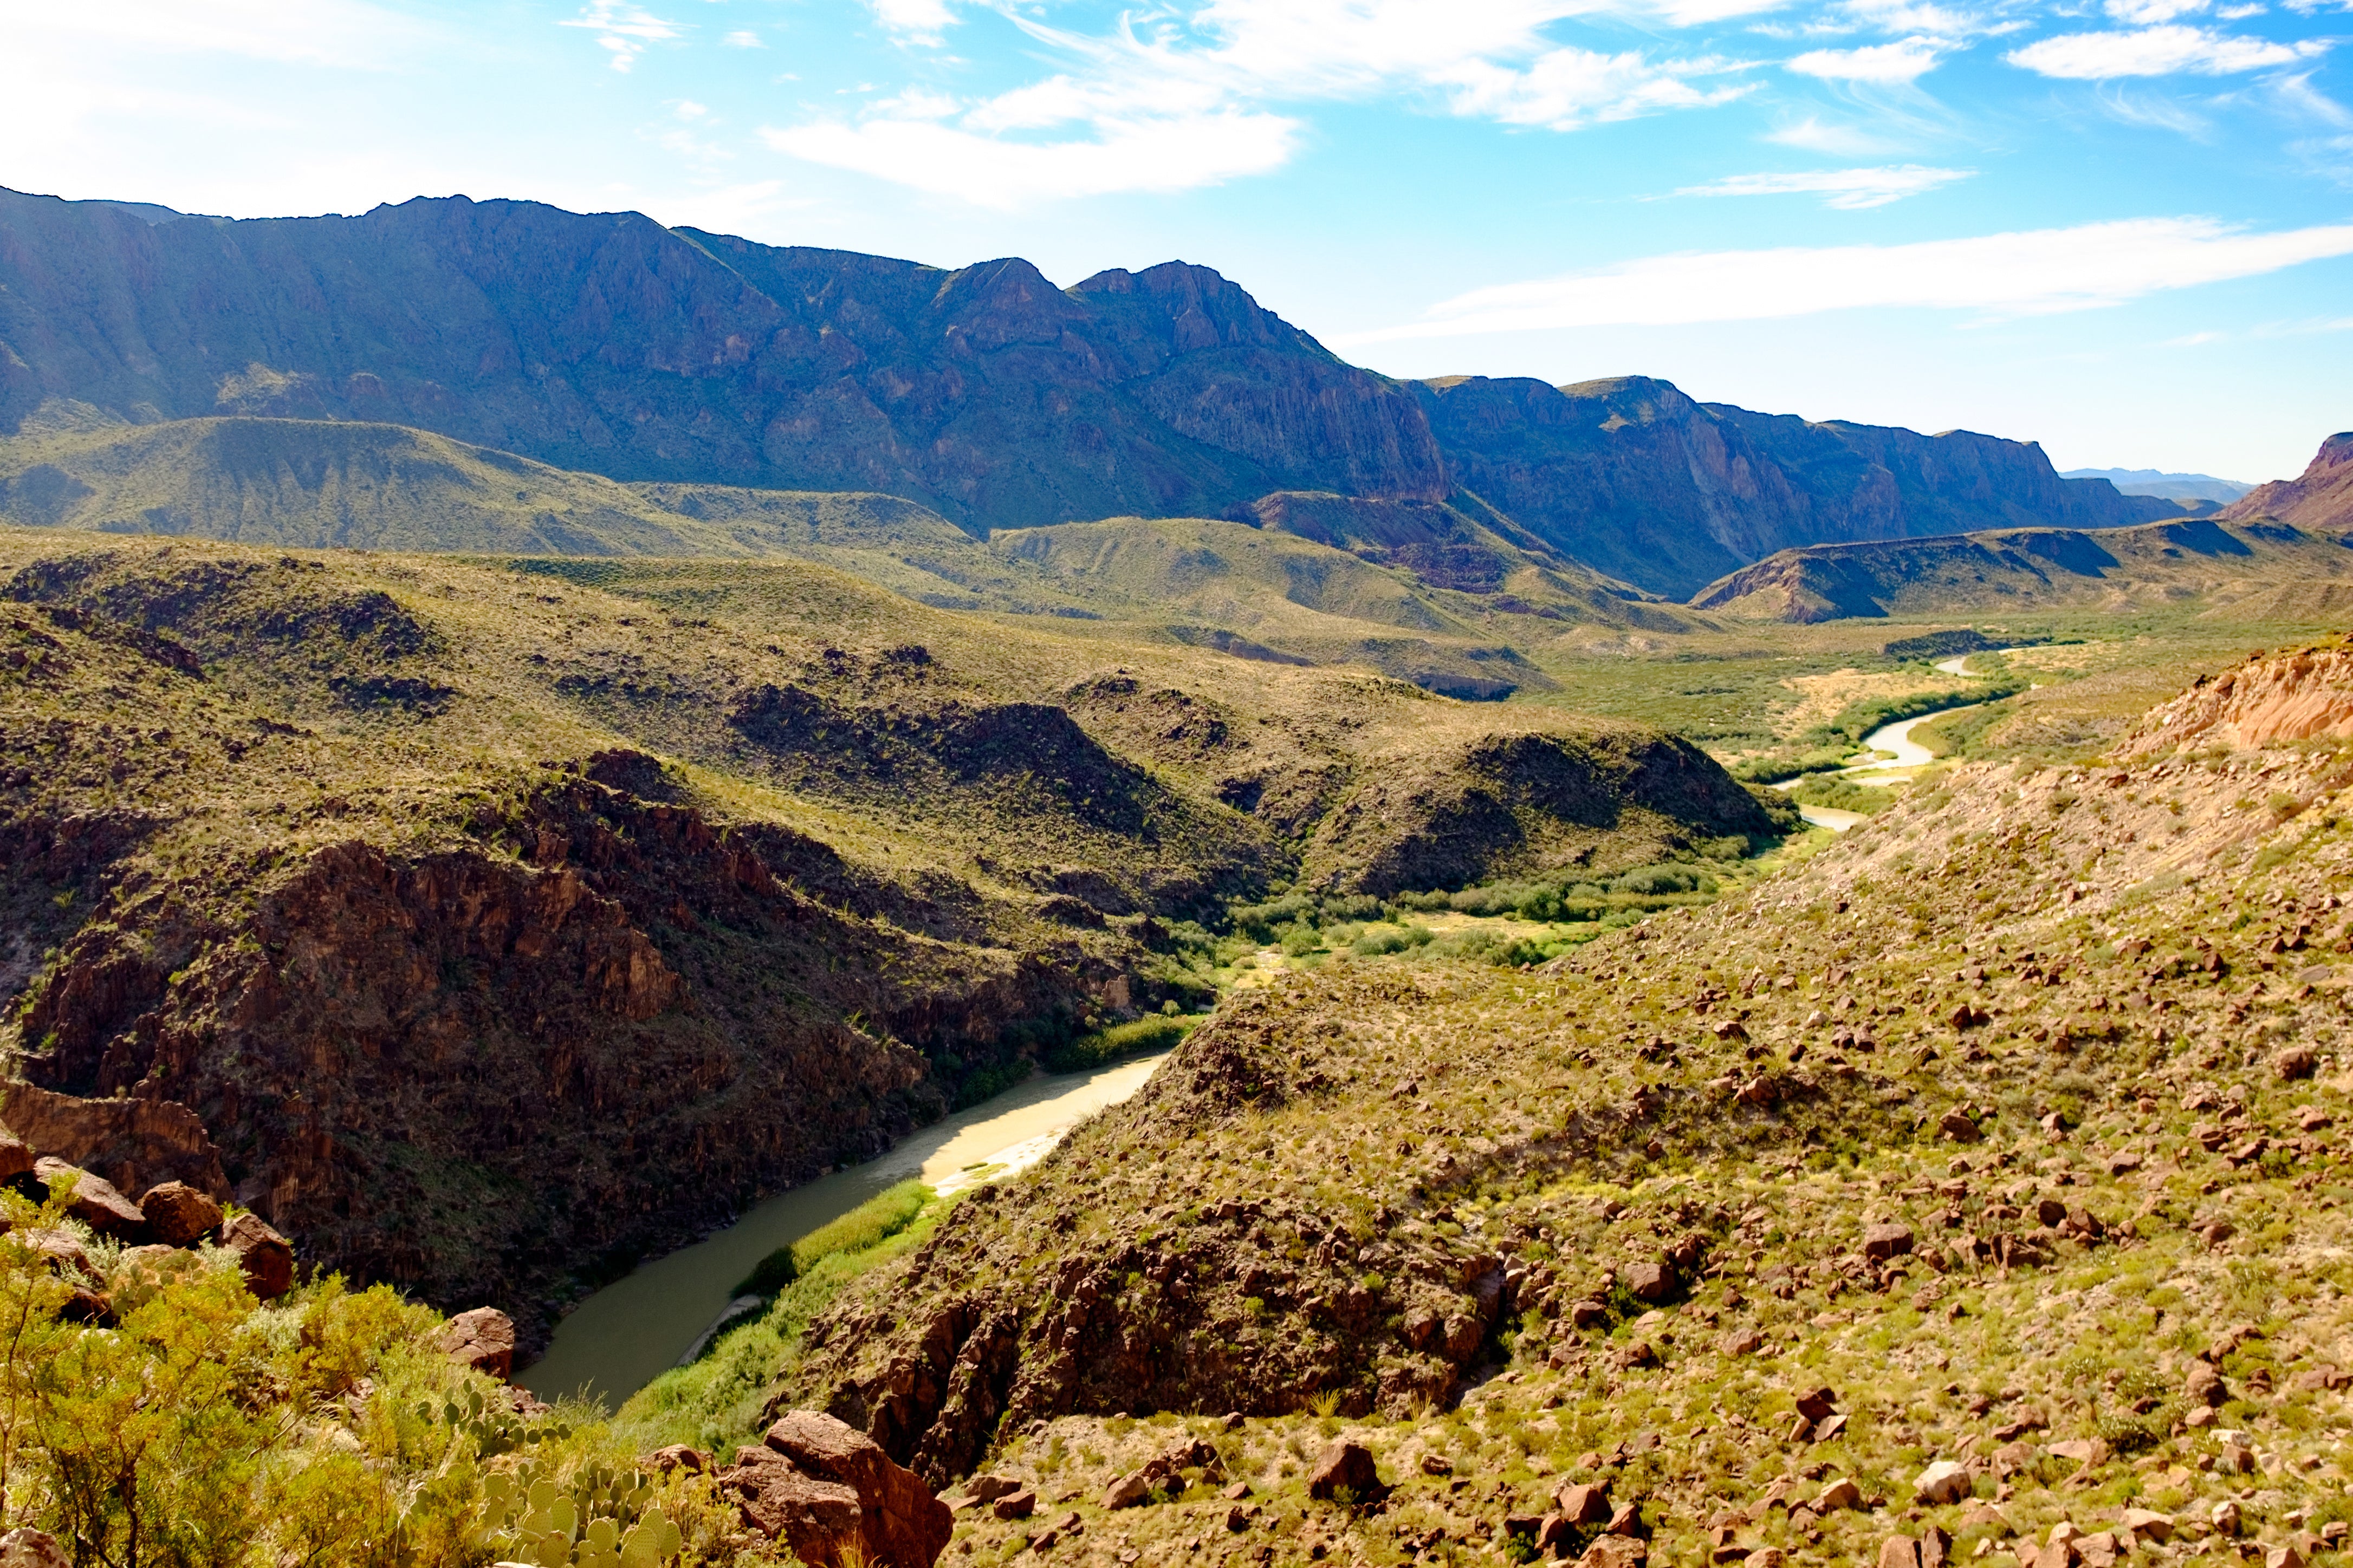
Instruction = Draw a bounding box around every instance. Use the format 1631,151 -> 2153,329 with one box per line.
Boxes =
438,1307 -> 519,1381
2,1085 -> 229,1198
787,981 -> 1560,1483
2123,638 -> 2353,754
2222,434 -> 2353,532
713,1413 -> 953,1568
1415,376 -> 2176,598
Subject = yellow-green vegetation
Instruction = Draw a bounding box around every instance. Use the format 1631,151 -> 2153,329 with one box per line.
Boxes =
1781,772 -> 1901,816
733,1180 -> 935,1298
0,1185 -> 740,1567
1047,1013 -> 1201,1073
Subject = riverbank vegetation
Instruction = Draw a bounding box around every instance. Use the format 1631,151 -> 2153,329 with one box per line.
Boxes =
622,1183 -> 953,1460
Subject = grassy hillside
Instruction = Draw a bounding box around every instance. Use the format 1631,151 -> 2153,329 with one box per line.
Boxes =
753,635 -> 2353,1568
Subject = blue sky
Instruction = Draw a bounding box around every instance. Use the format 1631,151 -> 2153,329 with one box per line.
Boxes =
2,0 -> 2347,481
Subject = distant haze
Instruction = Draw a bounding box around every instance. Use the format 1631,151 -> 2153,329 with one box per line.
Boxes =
2062,467 -> 2257,504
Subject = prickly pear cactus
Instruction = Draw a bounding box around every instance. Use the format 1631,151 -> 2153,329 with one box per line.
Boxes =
474,1456 -> 682,1568
419,1385 -> 573,1459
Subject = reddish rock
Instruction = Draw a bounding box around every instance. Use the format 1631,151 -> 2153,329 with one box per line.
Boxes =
34,1157 -> 146,1239
1557,1483 -> 1613,1525
0,1127 -> 32,1184
1307,1440 -> 1386,1504
1862,1224 -> 1914,1263
1795,1387 -> 1839,1423
1939,1111 -> 1982,1143
760,1410 -> 953,1568
219,1212 -> 295,1300
138,1181 -> 223,1247
721,1448 -> 867,1564
1626,1260 -> 1677,1303
649,1445 -> 708,1474
2274,1046 -> 2318,1081
437,1306 -> 517,1381
990,1489 -> 1035,1522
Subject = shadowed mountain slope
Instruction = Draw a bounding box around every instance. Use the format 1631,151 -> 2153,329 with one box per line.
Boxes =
0,187 -> 1441,534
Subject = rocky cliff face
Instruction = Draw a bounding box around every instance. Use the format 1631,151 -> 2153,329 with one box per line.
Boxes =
2222,433 -> 2353,531
0,190 -> 1442,535
1414,376 -> 2178,598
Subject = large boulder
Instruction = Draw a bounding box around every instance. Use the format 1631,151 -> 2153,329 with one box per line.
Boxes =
0,1127 -> 33,1183
744,1411 -> 953,1568
33,1158 -> 146,1240
717,1447 -> 866,1563
1307,1440 -> 1388,1504
437,1307 -> 517,1381
218,1212 -> 294,1300
138,1181 -> 223,1248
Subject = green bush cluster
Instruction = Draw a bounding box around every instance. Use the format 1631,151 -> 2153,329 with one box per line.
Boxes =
1046,1013 -> 1197,1073
733,1180 -> 932,1298
0,1183 -> 728,1567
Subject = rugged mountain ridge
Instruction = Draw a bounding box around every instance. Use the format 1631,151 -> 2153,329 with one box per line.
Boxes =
2224,433 -> 2353,532
1416,376 -> 2180,598
0,187 -> 1440,535
1,188 -> 2177,600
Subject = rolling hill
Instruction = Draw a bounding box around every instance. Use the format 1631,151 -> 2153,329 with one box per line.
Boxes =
1688,515 -> 2353,622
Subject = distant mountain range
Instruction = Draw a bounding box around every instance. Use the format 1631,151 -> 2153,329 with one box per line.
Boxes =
2060,466 -> 2253,506
0,186 -> 2185,601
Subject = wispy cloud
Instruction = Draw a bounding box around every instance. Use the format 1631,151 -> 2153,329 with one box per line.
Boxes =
560,1 -> 683,73
763,110 -> 1304,207
1337,217 -> 2353,339
722,29 -> 762,48
1673,162 -> 1973,205
766,0 -> 1761,204
1786,36 -> 1949,77
1765,114 -> 1897,152
2006,22 -> 2327,75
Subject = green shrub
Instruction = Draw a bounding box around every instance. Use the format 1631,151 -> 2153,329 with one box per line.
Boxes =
1046,1014 -> 1197,1072
1352,923 -> 1435,957
734,1180 -> 932,1297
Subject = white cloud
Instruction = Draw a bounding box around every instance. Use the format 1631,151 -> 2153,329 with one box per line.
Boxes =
766,0 -> 1758,203
2006,23 -> 2327,75
2106,0 -> 2209,23
1765,114 -> 1896,152
1674,162 -> 1974,205
722,29 -> 763,48
870,0 -> 957,42
1787,36 -> 1949,77
1338,217 -> 2353,340
762,109 -> 1304,207
560,2 -> 683,73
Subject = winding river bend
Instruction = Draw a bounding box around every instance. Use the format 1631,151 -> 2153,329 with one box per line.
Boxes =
520,1050 -> 1172,1410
